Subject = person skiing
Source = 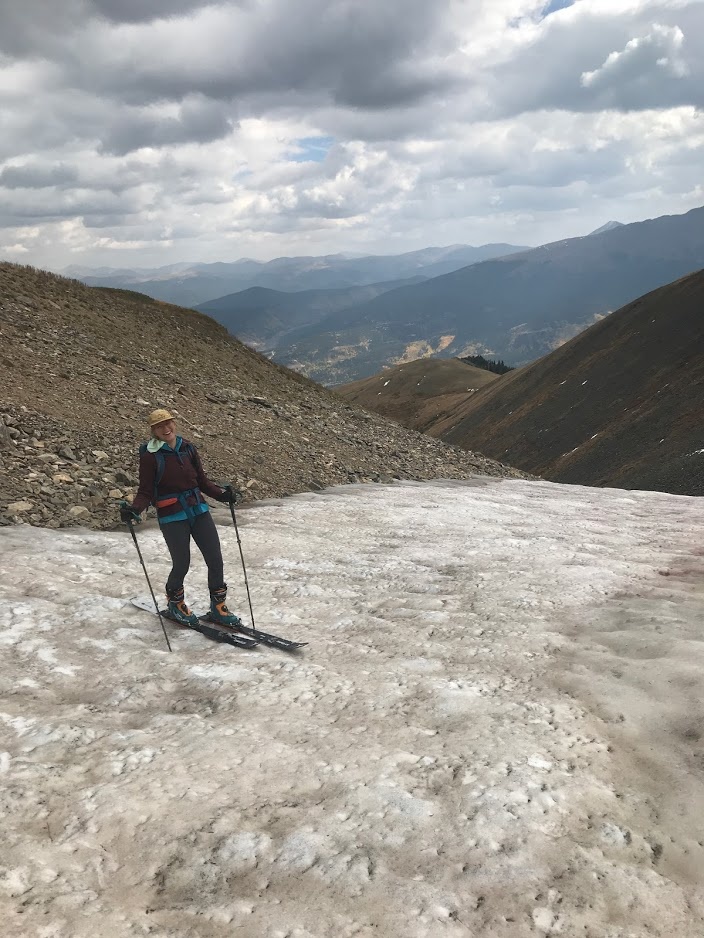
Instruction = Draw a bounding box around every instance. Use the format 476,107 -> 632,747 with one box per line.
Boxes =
119,408 -> 241,628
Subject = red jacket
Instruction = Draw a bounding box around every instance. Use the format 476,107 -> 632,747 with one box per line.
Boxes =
131,438 -> 224,519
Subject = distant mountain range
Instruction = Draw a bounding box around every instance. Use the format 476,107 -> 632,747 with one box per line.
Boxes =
68,208 -> 704,390
270,206 -> 704,384
69,243 -> 527,308
195,278 -> 426,350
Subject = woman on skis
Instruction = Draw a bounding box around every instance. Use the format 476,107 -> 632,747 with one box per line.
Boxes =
119,408 -> 241,628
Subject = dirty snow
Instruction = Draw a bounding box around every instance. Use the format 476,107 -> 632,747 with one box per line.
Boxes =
1,478 -> 704,937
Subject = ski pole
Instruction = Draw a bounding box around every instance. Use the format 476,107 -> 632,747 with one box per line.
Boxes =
229,500 -> 257,630
125,519 -> 173,653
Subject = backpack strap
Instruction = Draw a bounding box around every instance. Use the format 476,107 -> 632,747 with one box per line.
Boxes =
139,442 -> 165,506
154,450 -> 166,487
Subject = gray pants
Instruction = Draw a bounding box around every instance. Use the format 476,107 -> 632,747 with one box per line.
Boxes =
160,511 -> 225,596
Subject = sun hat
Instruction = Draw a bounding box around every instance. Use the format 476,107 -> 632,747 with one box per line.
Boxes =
148,408 -> 176,428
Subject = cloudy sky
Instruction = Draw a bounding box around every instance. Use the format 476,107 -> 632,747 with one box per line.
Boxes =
0,0 -> 703,270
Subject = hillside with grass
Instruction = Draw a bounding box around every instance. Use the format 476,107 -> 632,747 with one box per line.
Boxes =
430,269 -> 704,495
337,358 -> 498,434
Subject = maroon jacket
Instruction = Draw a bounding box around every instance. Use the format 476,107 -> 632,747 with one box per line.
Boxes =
131,437 -> 224,520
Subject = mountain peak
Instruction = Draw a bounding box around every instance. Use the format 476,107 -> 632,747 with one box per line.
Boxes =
588,220 -> 624,236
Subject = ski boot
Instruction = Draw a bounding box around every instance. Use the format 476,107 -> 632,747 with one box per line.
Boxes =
166,586 -> 199,626
209,586 -> 242,628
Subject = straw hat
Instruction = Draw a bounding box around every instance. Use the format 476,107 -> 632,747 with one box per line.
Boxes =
148,408 -> 176,428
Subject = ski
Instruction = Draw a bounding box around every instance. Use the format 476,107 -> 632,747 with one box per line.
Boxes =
130,598 -> 259,649
198,613 -> 308,653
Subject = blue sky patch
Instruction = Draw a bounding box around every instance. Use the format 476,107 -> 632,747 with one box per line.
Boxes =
290,136 -> 334,163
542,0 -> 575,15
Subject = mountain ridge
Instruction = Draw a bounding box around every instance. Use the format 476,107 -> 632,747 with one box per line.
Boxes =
195,277 -> 427,350
272,205 -> 704,384
588,220 -> 624,236
74,242 -> 528,307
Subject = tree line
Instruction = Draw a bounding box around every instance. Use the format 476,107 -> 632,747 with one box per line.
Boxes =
460,354 -> 515,375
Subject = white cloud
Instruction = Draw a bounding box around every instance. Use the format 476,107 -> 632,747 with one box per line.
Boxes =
0,0 -> 702,268
581,24 -> 688,88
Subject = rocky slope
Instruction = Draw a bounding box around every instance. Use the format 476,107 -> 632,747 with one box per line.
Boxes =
0,264 -> 529,529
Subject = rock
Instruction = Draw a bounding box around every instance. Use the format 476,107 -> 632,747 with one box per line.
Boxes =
52,473 -> 74,484
7,501 -> 33,512
68,506 -> 90,519
58,446 -> 77,460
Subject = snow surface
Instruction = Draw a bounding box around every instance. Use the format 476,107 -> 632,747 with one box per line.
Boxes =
1,478 -> 704,938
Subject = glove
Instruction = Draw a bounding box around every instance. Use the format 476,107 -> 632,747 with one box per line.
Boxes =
216,484 -> 242,505
119,500 -> 141,524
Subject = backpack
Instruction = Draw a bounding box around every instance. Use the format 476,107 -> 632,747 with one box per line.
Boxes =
139,440 -> 198,507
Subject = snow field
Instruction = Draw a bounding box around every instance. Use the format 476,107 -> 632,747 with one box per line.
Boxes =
1,479 -> 703,937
